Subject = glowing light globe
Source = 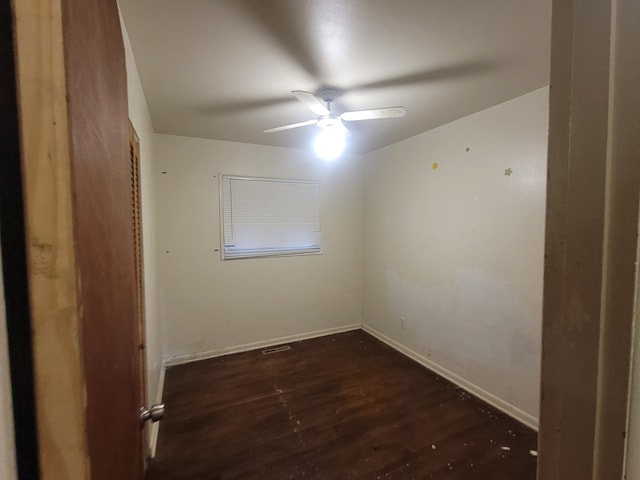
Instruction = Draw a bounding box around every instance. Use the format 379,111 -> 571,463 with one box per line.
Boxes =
314,127 -> 345,161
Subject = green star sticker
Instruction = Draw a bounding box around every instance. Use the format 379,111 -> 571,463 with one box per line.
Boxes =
504,168 -> 513,176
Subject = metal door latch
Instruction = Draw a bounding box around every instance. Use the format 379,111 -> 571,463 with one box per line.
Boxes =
140,404 -> 165,425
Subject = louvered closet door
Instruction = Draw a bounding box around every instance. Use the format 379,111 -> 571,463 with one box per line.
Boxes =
130,122 -> 149,462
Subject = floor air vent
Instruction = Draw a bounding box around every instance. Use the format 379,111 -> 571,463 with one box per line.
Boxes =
261,345 -> 291,355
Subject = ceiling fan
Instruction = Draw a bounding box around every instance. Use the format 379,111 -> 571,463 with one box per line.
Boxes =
263,88 -> 406,135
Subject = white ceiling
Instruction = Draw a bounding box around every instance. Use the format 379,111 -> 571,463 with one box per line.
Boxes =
118,0 -> 551,155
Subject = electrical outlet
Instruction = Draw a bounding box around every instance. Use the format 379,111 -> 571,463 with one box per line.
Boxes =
400,316 -> 406,329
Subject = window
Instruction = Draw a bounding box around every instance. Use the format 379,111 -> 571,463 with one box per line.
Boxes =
220,175 -> 321,259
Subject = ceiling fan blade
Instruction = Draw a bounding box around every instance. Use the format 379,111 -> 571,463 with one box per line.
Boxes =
338,120 -> 351,136
263,119 -> 317,133
340,106 -> 407,122
292,90 -> 330,116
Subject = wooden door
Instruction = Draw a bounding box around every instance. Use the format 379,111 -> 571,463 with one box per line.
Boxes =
12,0 -> 144,479
130,122 -> 150,461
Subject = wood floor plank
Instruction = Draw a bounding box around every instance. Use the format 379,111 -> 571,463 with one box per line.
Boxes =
147,330 -> 537,479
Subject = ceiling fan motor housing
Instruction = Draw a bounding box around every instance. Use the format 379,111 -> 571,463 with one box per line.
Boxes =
317,115 -> 343,129
317,87 -> 341,104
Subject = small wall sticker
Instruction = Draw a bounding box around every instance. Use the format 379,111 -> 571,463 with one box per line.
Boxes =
504,168 -> 513,176
432,162 -> 439,170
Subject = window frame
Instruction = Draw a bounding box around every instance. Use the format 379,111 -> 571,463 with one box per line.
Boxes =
218,174 -> 323,260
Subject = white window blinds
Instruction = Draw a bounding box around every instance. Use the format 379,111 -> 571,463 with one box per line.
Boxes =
220,175 -> 321,259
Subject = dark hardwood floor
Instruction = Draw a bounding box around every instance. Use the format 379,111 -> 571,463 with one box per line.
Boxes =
146,330 -> 537,479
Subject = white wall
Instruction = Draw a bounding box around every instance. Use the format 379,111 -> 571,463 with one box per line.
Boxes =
154,134 -> 363,359
120,14 -> 163,412
362,88 -> 548,425
0,240 -> 17,480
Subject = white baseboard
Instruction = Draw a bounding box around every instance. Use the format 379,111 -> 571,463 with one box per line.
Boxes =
164,324 -> 362,367
148,361 -> 166,459
361,324 -> 539,431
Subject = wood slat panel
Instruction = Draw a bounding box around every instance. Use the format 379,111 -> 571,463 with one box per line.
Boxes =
130,122 -> 150,459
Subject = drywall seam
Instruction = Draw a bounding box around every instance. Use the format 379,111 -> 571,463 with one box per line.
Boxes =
362,324 -> 539,430
164,324 -> 362,366
148,360 -> 166,460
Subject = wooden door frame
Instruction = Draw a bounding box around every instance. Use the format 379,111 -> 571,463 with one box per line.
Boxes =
538,0 -> 640,478
12,0 -> 90,478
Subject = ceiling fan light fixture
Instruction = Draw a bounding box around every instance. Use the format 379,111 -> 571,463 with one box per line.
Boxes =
265,89 -> 405,160
314,126 -> 345,161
